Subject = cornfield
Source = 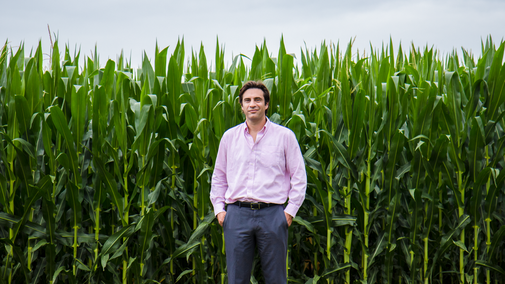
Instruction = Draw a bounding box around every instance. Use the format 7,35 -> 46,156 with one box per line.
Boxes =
1,36 -> 505,284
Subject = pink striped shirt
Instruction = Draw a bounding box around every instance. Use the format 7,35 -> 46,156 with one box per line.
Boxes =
210,118 -> 307,217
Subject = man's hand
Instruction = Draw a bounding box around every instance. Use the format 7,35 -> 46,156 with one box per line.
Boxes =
284,212 -> 293,227
217,211 -> 226,227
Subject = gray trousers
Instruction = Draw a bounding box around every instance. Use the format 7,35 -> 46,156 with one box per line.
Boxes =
223,204 -> 288,284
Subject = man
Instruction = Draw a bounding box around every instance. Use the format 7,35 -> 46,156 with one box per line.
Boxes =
210,81 -> 307,284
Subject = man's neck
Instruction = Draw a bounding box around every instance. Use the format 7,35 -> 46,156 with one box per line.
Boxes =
246,117 -> 267,142
246,117 -> 267,133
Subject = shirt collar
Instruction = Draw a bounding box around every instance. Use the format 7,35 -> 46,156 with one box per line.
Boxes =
243,117 -> 270,134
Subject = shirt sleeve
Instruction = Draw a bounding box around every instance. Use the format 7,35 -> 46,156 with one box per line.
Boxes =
210,134 -> 229,215
283,131 -> 307,217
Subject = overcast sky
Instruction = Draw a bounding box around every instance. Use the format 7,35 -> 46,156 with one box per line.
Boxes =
2,0 -> 504,69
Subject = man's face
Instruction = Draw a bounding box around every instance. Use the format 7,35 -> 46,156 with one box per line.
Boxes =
241,88 -> 269,123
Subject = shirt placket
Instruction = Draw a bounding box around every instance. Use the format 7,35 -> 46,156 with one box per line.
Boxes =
244,128 -> 254,200
251,129 -> 265,196
244,124 -> 267,201
247,146 -> 255,199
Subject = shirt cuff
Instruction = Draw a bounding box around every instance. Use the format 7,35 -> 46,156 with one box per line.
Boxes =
284,203 -> 300,218
213,202 -> 226,216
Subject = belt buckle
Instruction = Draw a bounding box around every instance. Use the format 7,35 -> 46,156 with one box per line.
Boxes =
251,203 -> 260,210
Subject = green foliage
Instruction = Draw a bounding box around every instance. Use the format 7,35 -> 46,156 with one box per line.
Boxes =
1,37 -> 505,284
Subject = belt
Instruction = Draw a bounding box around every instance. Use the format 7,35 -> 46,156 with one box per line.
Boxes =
229,201 -> 276,210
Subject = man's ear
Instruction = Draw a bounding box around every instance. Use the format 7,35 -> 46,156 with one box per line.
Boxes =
265,102 -> 269,110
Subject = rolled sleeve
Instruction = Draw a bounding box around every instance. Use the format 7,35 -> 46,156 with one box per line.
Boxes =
210,135 -> 229,216
284,132 -> 307,217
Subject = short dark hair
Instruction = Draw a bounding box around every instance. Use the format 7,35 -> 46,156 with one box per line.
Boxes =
238,81 -> 270,115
